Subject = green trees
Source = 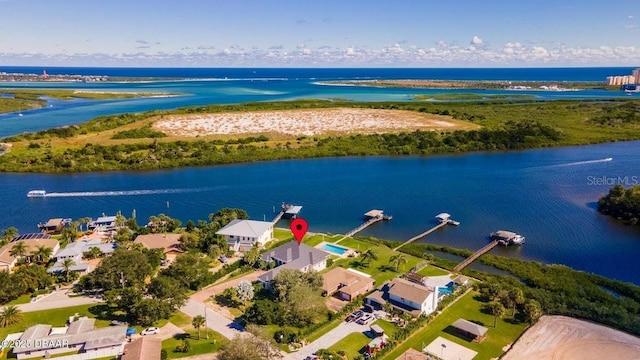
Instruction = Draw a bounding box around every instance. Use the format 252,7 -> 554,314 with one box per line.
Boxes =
0,227 -> 18,245
598,184 -> 640,224
218,326 -> 282,360
523,300 -> 543,324
389,254 -> 408,271
192,315 -> 205,340
0,305 -> 24,327
236,281 -> 254,304
488,301 -> 505,327
31,245 -> 53,264
9,241 -> 27,259
272,269 -> 324,327
160,253 -> 213,291
360,249 -> 378,266
62,259 -> 75,283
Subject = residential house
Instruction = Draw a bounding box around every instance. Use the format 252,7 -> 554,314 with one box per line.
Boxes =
215,219 -> 274,252
0,237 -> 60,273
122,337 -> 162,360
365,278 -> 439,316
48,239 -> 115,275
258,242 -> 330,285
10,317 -> 127,360
89,216 -> 118,232
133,233 -> 184,261
322,267 -> 374,301
37,218 -> 69,234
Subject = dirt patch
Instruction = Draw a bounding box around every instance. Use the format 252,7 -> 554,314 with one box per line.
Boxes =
152,108 -> 474,137
0,142 -> 12,155
502,315 -> 640,360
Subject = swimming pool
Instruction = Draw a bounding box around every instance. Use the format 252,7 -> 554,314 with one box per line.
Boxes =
320,243 -> 349,255
438,286 -> 454,295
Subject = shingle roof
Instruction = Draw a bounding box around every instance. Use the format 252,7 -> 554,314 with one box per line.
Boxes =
258,242 -> 330,282
215,219 -> 273,238
122,337 -> 162,360
133,233 -> 183,254
388,278 -> 433,305
0,238 -> 59,265
452,318 -> 488,337
322,267 -> 374,296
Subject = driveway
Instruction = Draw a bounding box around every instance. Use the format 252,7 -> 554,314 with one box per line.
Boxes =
181,299 -> 244,340
191,270 -> 265,302
283,317 -> 375,360
134,322 -> 185,341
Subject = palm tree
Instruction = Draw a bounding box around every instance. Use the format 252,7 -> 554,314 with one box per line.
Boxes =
389,254 -> 408,272
87,246 -> 103,259
0,305 -> 24,327
192,315 -> 205,340
360,249 -> 378,266
32,246 -> 53,264
62,258 -> 75,283
489,301 -> 505,328
508,288 -> 525,316
1,227 -> 19,244
10,241 -> 27,260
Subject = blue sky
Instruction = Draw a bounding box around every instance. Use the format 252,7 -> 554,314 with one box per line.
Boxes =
1,0 -> 639,67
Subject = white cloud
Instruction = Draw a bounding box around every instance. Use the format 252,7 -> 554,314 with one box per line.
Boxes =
471,36 -> 483,45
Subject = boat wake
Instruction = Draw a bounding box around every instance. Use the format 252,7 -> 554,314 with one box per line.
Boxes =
44,188 -> 209,197
549,158 -> 613,168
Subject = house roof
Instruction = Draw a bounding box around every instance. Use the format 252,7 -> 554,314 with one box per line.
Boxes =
258,242 -> 330,282
94,216 -> 117,224
133,233 -> 183,254
322,267 -> 374,296
435,213 -> 451,221
394,348 -> 428,360
122,337 -> 162,360
43,218 -> 64,228
14,319 -> 127,354
452,318 -> 488,337
388,278 -> 434,305
364,209 -> 384,218
216,219 -> 273,238
0,238 -> 59,265
48,258 -> 89,273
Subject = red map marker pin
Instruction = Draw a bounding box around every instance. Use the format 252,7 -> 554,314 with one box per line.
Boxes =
290,218 -> 308,245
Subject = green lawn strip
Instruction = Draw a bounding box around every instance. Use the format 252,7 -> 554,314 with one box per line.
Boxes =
332,238 -> 422,284
161,329 -> 226,359
273,228 -> 293,241
7,294 -> 32,305
166,311 -> 193,328
372,319 -> 400,338
327,332 -> 370,358
261,324 -> 295,353
416,265 -> 450,277
380,291 -> 528,360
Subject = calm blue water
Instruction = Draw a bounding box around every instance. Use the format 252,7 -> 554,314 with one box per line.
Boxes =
320,243 -> 349,255
0,67 -> 639,284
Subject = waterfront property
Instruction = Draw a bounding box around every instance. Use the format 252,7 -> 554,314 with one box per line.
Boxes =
257,241 -> 330,285
317,242 -> 351,256
0,237 -> 59,273
9,317 -> 127,360
37,218 -> 70,234
365,278 -> 439,316
322,267 -> 374,301
89,216 -> 119,232
48,239 -> 115,275
215,219 -> 274,252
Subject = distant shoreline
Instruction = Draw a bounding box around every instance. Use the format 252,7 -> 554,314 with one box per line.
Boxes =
318,79 -> 612,91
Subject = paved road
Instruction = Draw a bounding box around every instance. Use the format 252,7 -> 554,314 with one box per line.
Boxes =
181,299 -> 244,340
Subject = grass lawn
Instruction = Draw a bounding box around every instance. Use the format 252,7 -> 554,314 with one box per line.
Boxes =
416,265 -> 450,277
161,329 -> 226,359
372,319 -> 399,338
333,238 -> 422,284
273,228 -> 293,241
303,234 -> 343,247
6,294 -> 31,305
380,291 -> 528,360
327,332 -> 370,359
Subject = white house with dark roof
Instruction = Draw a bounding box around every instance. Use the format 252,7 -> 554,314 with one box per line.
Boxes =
215,219 -> 274,252
8,317 -> 127,359
258,242 -> 330,284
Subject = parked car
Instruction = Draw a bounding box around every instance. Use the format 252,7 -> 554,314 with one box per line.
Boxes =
356,313 -> 373,325
346,309 -> 364,322
219,255 -> 228,264
141,327 -> 160,335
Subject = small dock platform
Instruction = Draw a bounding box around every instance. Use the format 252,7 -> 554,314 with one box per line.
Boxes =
272,203 -> 303,223
393,213 -> 460,251
343,209 -> 392,238
453,240 -> 499,273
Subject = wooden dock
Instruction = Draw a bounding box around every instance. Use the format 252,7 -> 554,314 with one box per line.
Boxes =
393,221 -> 448,251
271,211 -> 285,224
453,240 -> 499,273
344,216 -> 384,238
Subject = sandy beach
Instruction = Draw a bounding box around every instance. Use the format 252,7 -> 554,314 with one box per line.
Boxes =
152,108 -> 471,137
502,315 -> 640,360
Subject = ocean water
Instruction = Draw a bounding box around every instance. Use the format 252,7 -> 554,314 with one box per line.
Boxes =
0,67 -> 639,284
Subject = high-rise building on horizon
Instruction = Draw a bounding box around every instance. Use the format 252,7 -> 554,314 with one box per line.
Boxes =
606,67 -> 640,85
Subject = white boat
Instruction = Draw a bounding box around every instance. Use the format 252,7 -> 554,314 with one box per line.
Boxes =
27,190 -> 46,198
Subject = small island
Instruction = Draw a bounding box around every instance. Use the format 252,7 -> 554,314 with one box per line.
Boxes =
598,184 -> 640,225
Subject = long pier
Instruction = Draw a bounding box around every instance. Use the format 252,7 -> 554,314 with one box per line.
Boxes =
453,240 -> 499,273
393,221 -> 448,251
344,216 -> 384,238
271,211 -> 285,224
